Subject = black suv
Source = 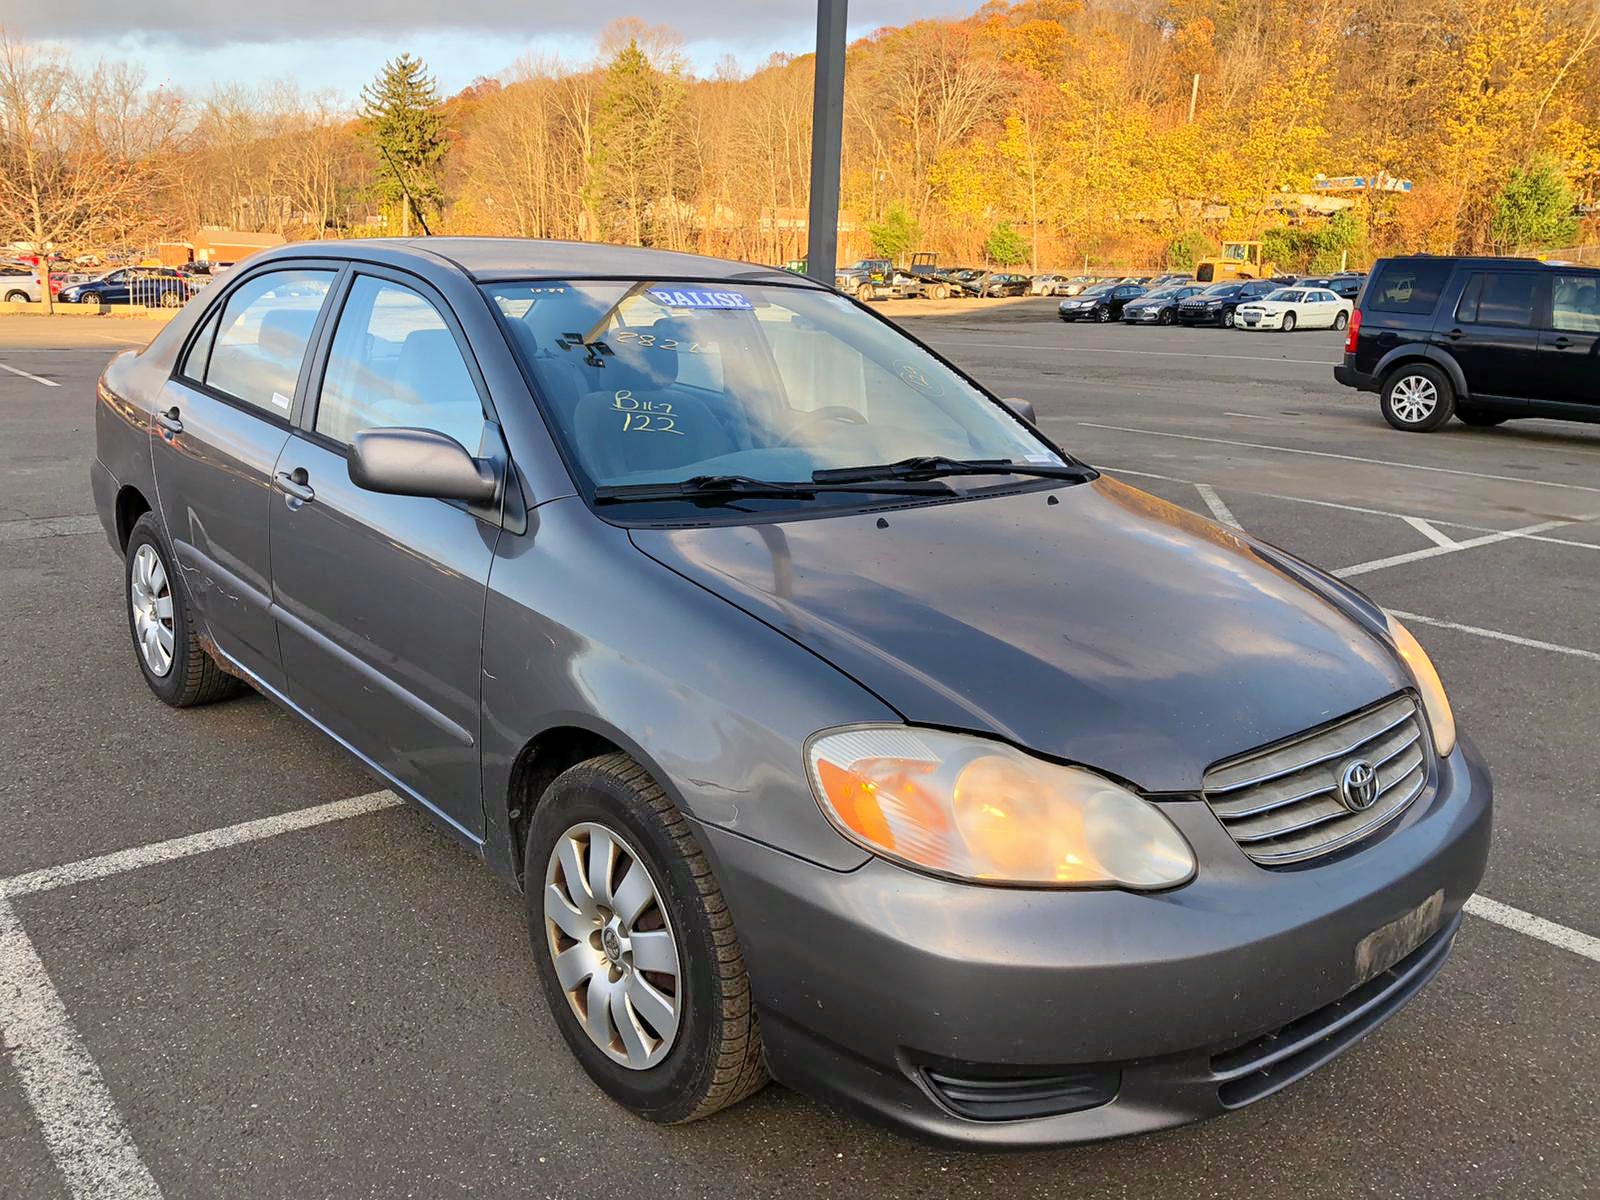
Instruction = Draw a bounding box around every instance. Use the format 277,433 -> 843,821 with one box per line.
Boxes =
1335,256 -> 1600,432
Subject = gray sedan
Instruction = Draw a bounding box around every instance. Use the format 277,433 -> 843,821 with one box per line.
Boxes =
91,238 -> 1490,1147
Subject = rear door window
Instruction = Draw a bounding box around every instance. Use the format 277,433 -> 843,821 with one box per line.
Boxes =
1551,273 -> 1600,333
1454,272 -> 1537,327
204,269 -> 335,416
1367,261 -> 1451,315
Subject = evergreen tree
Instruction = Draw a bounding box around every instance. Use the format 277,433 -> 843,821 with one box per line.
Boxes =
983,220 -> 1027,268
360,54 -> 446,236
591,40 -> 686,246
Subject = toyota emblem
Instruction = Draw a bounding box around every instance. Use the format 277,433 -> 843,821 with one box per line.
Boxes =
1338,759 -> 1380,812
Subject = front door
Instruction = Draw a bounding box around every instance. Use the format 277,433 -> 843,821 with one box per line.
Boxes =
1539,272 -> 1600,411
149,266 -> 337,692
1438,270 -> 1543,402
268,271 -> 501,840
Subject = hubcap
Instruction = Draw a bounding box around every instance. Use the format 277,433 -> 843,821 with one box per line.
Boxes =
129,544 -> 175,677
543,822 -> 681,1070
1391,375 -> 1438,424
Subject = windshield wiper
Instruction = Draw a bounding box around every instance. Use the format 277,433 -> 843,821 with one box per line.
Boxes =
812,455 -> 1097,485
593,474 -> 954,505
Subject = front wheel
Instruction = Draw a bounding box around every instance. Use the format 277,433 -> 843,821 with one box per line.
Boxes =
1281,311 -> 1296,332
527,753 -> 768,1125
1094,305 -> 1111,323
932,284 -> 948,300
1333,311 -> 1349,331
1159,307 -> 1175,325
124,513 -> 243,706
1222,309 -> 1235,328
1380,363 -> 1455,432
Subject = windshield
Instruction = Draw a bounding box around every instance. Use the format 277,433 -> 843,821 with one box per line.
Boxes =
1139,287 -> 1181,300
1199,283 -> 1237,297
1265,289 -> 1302,302
1079,284 -> 1116,297
485,279 -> 1060,502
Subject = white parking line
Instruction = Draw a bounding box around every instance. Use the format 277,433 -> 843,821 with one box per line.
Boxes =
1194,483 -> 1240,529
1334,519 -> 1578,578
0,791 -> 402,899
1464,895 -> 1600,963
1072,421 -> 1600,494
931,339 -> 1339,366
1402,516 -> 1457,548
1388,610 -> 1600,664
0,896 -> 163,1200
0,361 -> 60,387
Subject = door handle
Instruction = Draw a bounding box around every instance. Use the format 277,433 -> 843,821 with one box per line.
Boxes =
275,468 -> 315,503
156,406 -> 183,434
1552,336 -> 1573,349
1444,328 -> 1465,340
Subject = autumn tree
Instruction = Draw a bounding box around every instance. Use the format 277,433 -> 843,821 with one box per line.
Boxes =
361,54 -> 445,236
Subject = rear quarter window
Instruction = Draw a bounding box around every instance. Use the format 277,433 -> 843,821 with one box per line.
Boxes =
1366,261 -> 1451,315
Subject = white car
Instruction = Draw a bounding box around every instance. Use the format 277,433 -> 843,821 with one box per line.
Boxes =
1235,286 -> 1352,332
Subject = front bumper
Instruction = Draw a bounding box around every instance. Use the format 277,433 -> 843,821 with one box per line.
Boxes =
1237,310 -> 1281,329
700,738 -> 1491,1147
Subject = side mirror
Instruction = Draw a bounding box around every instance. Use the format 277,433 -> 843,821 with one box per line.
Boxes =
348,427 -> 498,503
1000,396 -> 1037,425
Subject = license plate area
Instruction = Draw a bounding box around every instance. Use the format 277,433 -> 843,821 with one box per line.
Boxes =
1354,890 -> 1444,987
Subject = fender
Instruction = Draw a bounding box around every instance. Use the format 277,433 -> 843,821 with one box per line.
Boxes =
1372,343 -> 1470,401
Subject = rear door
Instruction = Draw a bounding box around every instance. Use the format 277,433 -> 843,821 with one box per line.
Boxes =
150,265 -> 338,691
268,268 -> 503,840
1438,269 -> 1543,402
1538,271 -> 1600,411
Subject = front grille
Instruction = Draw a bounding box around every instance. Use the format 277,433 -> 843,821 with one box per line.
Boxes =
1203,694 -> 1431,866
921,1065 -> 1120,1121
1210,915 -> 1458,1108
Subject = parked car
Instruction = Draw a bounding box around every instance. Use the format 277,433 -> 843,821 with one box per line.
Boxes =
59,267 -> 194,308
1235,287 -> 1353,332
1054,275 -> 1100,296
1121,284 -> 1206,325
95,238 -> 1488,1148
1298,273 -> 1365,300
1031,274 -> 1071,296
1,262 -> 43,303
1146,273 -> 1195,289
1177,279 -> 1282,328
884,271 -> 955,300
1334,255 -> 1600,432
1058,281 -> 1145,322
979,272 -> 1032,297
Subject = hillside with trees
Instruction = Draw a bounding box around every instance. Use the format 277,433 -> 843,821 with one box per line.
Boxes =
3,0 -> 1598,269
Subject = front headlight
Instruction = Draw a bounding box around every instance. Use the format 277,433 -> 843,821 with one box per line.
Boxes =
806,726 -> 1195,889
1385,614 -> 1457,756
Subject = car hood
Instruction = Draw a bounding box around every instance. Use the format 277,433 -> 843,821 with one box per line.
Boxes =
629,477 -> 1407,793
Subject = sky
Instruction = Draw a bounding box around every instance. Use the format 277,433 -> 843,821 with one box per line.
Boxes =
5,2 -> 960,97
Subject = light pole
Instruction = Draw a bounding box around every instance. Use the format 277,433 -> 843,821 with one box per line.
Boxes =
806,0 -> 847,287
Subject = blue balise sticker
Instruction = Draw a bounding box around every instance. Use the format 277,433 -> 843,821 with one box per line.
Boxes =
646,288 -> 753,310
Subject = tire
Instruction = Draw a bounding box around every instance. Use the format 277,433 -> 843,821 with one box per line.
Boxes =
4,289 -> 28,304
1159,307 -> 1175,325
526,753 -> 768,1125
1333,311 -> 1349,331
1094,305 -> 1111,323
1222,309 -> 1235,328
854,283 -> 872,302
1281,311 -> 1297,332
932,284 -> 948,300
77,291 -> 98,304
1456,410 -> 1508,427
124,513 -> 243,706
1380,363 -> 1455,432
159,290 -> 181,308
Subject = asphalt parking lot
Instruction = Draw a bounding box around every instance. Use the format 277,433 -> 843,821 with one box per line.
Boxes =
1,301 -> 1596,1199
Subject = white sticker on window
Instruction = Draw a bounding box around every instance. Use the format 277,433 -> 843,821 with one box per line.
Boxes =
270,392 -> 291,411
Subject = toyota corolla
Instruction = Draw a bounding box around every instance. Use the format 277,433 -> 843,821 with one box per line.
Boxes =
92,238 -> 1490,1147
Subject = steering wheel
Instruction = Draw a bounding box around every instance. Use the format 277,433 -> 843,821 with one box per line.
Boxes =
780,405 -> 866,446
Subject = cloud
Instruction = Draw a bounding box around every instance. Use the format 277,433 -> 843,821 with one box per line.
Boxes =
4,1 -> 952,50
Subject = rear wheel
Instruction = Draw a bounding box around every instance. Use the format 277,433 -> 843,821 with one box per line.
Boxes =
1281,311 -> 1297,332
527,753 -> 768,1124
4,289 -> 28,303
159,289 -> 182,308
932,284 -> 948,300
124,513 -> 243,706
1380,363 -> 1455,432
1333,311 -> 1349,331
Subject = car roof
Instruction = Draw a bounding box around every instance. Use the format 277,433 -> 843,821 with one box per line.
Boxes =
248,236 -> 813,287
